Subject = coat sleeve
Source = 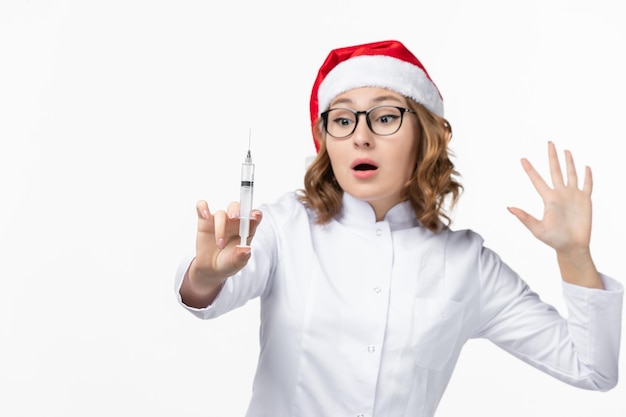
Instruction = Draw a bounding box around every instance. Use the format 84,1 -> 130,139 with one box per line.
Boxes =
473,242 -> 623,391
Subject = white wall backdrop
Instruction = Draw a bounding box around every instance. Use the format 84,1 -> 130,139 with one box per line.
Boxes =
1,1 -> 624,416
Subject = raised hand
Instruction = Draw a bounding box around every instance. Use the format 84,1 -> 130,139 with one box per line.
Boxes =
180,200 -> 262,307
507,141 -> 602,288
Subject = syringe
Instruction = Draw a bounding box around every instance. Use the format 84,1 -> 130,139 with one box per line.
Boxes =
238,131 -> 255,247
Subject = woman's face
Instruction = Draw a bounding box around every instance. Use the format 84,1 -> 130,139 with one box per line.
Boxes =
324,87 -> 419,220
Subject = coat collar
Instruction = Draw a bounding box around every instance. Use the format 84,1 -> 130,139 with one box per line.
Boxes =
337,192 -> 419,231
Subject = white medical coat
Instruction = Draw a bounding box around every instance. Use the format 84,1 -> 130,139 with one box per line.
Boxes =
175,192 -> 623,417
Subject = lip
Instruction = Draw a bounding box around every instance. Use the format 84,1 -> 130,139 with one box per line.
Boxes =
350,158 -> 378,170
351,158 -> 378,179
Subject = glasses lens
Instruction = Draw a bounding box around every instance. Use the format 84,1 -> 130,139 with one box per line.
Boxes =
324,108 -> 357,138
368,106 -> 404,136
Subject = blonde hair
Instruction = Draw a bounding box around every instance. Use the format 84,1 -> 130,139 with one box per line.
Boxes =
297,100 -> 463,232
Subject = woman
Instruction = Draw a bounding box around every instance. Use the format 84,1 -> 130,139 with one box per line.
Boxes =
175,40 -> 622,417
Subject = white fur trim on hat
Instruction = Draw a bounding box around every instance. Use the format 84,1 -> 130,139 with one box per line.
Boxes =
317,55 -> 443,117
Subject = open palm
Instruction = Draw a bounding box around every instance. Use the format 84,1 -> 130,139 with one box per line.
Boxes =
508,141 -> 593,253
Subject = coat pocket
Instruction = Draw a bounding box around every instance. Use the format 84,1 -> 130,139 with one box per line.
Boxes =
412,297 -> 465,371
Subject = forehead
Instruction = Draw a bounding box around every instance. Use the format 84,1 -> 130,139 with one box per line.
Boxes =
330,87 -> 408,107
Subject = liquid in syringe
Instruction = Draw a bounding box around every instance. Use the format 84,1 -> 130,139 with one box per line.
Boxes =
238,130 -> 255,247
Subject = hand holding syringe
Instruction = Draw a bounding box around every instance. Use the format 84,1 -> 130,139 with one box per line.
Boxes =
181,130 -> 262,308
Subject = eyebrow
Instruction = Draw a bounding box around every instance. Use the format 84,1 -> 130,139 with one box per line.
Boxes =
331,95 -> 404,107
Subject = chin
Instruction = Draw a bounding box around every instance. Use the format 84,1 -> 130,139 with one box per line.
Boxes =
345,191 -> 386,205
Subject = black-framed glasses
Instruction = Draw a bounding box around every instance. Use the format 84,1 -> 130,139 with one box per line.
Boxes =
321,105 -> 416,138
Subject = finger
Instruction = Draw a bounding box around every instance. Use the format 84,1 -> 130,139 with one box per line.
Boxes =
507,206 -> 543,238
213,210 -> 228,249
230,245 -> 253,271
564,149 -> 579,189
521,157 -> 551,198
547,141 -> 565,188
250,209 -> 263,225
244,210 -> 264,245
196,200 -> 210,219
196,200 -> 214,233
582,165 -> 593,195
227,201 -> 240,220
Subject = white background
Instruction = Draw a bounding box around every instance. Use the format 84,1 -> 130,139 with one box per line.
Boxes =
1,0 -> 624,416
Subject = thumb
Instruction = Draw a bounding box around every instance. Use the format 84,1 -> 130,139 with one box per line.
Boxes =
230,245 -> 253,271
507,206 -> 541,235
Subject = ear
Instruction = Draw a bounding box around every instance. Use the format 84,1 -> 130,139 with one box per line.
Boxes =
312,121 -> 325,152
443,119 -> 453,144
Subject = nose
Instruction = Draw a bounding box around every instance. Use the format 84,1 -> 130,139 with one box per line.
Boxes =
352,114 -> 374,148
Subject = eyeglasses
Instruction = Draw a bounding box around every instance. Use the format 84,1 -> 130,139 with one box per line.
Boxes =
321,105 -> 416,138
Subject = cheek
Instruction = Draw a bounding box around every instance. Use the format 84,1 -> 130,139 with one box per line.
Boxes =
323,149 -> 340,185
400,156 -> 416,182
326,142 -> 344,170
396,142 -> 419,180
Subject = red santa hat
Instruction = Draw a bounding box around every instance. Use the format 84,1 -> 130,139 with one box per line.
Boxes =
309,40 -> 444,152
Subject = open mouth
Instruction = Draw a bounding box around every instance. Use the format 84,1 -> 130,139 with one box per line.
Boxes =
353,163 -> 378,171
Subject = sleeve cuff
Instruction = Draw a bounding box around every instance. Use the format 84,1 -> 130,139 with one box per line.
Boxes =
174,254 -> 228,319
